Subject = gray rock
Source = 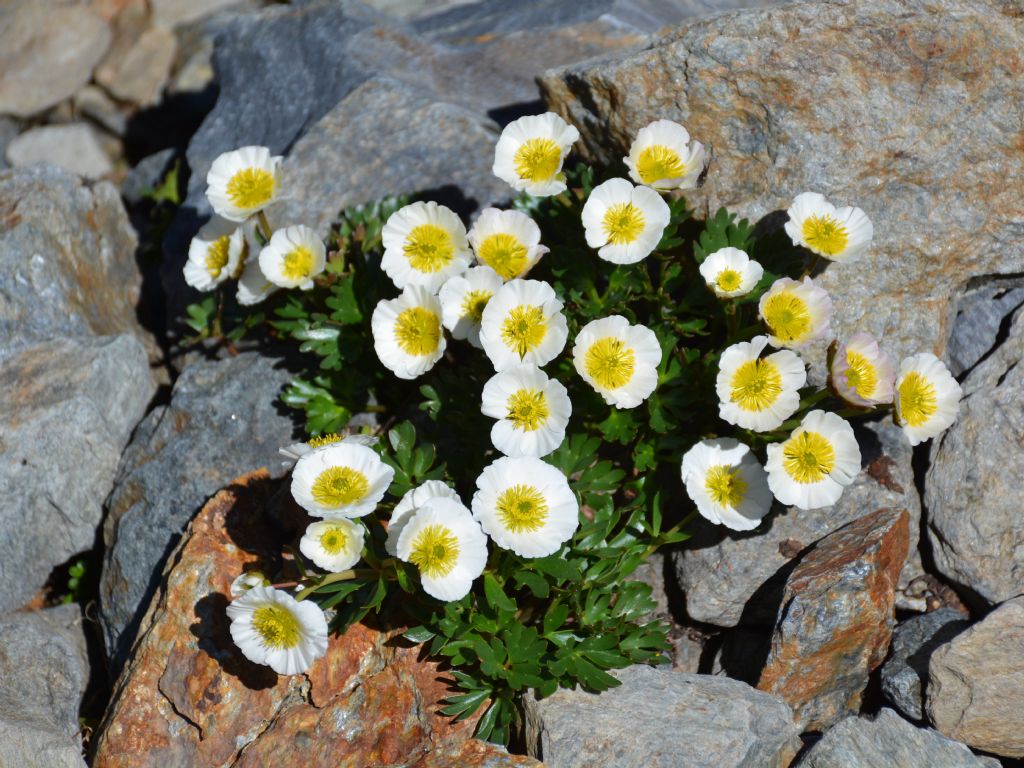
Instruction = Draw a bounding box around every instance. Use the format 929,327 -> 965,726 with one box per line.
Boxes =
523,666 -> 801,767
6,124 -> 113,180
797,709 -> 1000,768
0,335 -> 154,615
928,596 -> 1024,758
0,722 -> 86,768
541,0 -> 1024,379
881,608 -> 971,721
0,117 -> 19,169
73,85 -> 129,137
100,352 -> 298,668
0,1 -> 111,117
675,420 -> 922,627
120,149 -> 178,209
0,165 -> 152,360
946,278 -> 1024,378
152,0 -> 251,28
926,308 -> 1024,606
94,24 -> 178,107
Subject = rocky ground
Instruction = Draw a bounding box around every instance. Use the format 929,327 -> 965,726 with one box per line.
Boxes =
1,0 -> 1023,766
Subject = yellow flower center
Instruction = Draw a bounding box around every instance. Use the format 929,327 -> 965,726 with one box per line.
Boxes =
514,138 -> 562,183
762,291 -> 812,343
394,306 -> 441,356
635,144 -> 686,185
802,215 -> 849,256
844,350 -> 878,399
782,430 -> 836,484
282,246 -> 315,281
461,289 -> 493,323
404,223 -> 454,273
319,525 -> 350,555
252,604 -> 301,650
501,305 -> 547,357
410,524 -> 460,579
477,233 -> 529,279
585,336 -> 636,390
730,358 -> 783,412
506,388 -> 549,432
496,484 -> 549,533
307,433 -> 345,449
602,202 -> 646,245
205,235 -> 232,278
226,167 -> 275,211
311,466 -> 369,507
705,464 -> 747,508
898,371 -> 937,427
716,268 -> 743,293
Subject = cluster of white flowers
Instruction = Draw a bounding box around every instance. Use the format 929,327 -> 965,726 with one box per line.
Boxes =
683,192 -> 962,531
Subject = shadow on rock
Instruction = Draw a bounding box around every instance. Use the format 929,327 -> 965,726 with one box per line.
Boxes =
189,591 -> 279,691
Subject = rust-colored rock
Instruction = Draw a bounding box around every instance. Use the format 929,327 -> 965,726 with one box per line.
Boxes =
757,508 -> 910,731
93,471 -> 541,768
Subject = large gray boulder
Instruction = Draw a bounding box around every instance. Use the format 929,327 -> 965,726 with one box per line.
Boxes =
0,335 -> 154,614
523,666 -> 801,767
99,352 -> 298,668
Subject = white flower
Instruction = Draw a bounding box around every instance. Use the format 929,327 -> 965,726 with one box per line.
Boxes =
381,201 -> 472,293
291,441 -> 394,519
226,586 -> 328,675
280,433 -> 378,465
681,439 -> 773,531
230,571 -> 268,597
573,316 -> 661,409
371,285 -> 447,380
717,335 -> 806,432
183,217 -> 247,291
581,177 -> 671,264
492,112 -> 579,196
439,265 -> 503,348
258,225 -> 326,290
758,276 -> 832,349
784,192 -> 873,263
766,410 -> 861,510
206,145 -> 283,222
396,497 -> 488,601
624,119 -> 706,191
236,252 -> 278,305
472,456 -> 578,558
481,365 -> 571,458
894,353 -> 962,446
468,208 -> 548,280
479,279 -> 568,371
386,480 -> 461,557
829,332 -> 896,407
698,247 -> 764,298
300,519 -> 364,572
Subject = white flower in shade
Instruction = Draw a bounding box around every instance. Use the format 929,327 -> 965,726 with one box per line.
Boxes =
481,365 -> 571,458
230,571 -> 269,598
258,225 -> 326,290
183,217 -> 248,291
300,519 -> 364,573
784,192 -> 873,263
371,285 -> 447,380
758,276 -> 833,349
766,410 -> 861,510
717,335 -> 806,432
680,439 -> 773,531
206,146 -> 283,222
581,177 -> 671,264
280,433 -> 378,465
291,441 -> 394,519
439,265 -> 503,348
226,586 -> 328,675
572,316 -> 661,409
381,201 -> 472,293
468,207 -> 549,280
236,251 -> 278,305
698,247 -> 764,299
894,353 -> 962,446
472,456 -> 578,558
479,279 -> 568,371
385,480 -> 461,557
396,497 -> 488,601
829,332 -> 896,407
492,112 -> 580,197
624,119 -> 706,191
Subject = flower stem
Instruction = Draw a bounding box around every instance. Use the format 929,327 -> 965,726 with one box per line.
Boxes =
257,210 -> 273,241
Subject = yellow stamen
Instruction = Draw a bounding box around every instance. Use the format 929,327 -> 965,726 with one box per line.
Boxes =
602,202 -> 646,245
802,215 -> 848,256
762,290 -> 812,343
636,144 -> 686,185
311,466 -> 369,507
496,484 -> 548,533
282,246 -> 315,281
461,289 -> 493,323
730,359 -> 783,412
404,223 -> 454,273
319,525 -> 349,555
514,138 -> 562,183
477,233 -> 529,279
585,337 -> 636,390
226,168 -> 275,211
307,433 -> 345,449
252,604 -> 301,649
716,268 -> 743,293
705,465 -> 747,508
410,524 -> 460,578
394,307 -> 441,356
506,388 -> 549,432
844,350 -> 878,399
501,305 -> 547,357
205,235 -> 232,278
898,372 -> 937,427
782,431 -> 836,484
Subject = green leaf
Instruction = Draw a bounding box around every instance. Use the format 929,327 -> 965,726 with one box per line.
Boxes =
403,626 -> 436,644
483,574 -> 517,613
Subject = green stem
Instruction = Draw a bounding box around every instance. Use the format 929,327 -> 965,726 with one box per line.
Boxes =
724,301 -> 741,345
644,509 -> 698,558
257,210 -> 274,241
798,388 -> 831,410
